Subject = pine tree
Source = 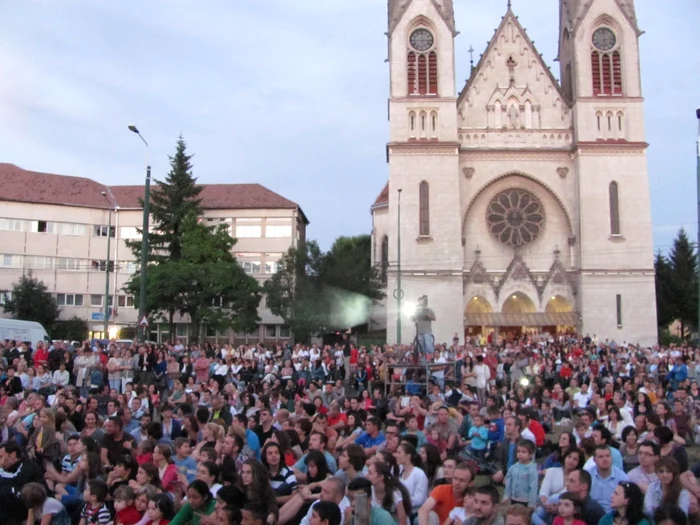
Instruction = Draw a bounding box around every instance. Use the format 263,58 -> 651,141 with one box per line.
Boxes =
668,228 -> 699,337
655,251 -> 675,330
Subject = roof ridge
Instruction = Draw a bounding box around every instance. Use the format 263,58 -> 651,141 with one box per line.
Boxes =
457,8 -> 567,107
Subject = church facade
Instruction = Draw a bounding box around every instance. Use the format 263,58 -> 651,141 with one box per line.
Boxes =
370,0 -> 657,346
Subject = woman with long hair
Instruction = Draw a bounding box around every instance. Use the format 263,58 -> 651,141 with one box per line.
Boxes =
80,410 -> 105,443
644,456 -> 690,516
367,461 -> 412,525
153,443 -> 180,496
261,442 -> 297,504
600,481 -> 651,525
182,415 -> 200,446
419,443 -> 442,488
539,448 -> 584,507
129,462 -> 163,492
542,432 -> 576,471
606,408 -> 625,441
238,459 -> 278,524
394,442 -> 428,513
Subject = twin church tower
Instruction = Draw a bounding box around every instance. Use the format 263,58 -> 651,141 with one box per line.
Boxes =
370,0 -> 657,346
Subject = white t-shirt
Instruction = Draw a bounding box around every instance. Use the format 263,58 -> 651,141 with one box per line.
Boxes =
37,497 -> 65,520
449,507 -> 470,522
399,466 -> 429,511
474,363 -> 489,389
573,391 -> 591,408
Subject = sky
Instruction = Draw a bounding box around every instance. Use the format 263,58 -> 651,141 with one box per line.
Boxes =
0,0 -> 698,253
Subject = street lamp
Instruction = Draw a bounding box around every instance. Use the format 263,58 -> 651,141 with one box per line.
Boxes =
696,109 -> 700,336
128,125 -> 151,342
100,191 -> 116,338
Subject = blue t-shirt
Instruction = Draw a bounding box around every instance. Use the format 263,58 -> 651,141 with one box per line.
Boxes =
355,431 -> 386,449
174,456 -> 198,484
246,429 -> 261,461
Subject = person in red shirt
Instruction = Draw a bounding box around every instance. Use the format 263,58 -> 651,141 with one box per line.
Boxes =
519,409 -> 545,448
113,485 -> 143,525
32,342 -> 49,368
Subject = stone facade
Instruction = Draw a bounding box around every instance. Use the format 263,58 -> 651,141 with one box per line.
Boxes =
371,0 -> 657,346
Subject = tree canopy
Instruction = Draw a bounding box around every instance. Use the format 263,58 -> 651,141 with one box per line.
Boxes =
2,271 -> 60,329
264,235 -> 384,342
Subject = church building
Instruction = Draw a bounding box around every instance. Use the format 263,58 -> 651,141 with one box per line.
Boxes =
370,0 -> 657,346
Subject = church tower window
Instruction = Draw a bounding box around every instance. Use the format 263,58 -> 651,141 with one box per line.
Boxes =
419,181 -> 430,236
591,27 -> 622,96
408,28 -> 438,96
609,181 -> 621,235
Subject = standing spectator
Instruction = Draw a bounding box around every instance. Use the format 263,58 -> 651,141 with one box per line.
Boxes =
503,439 -> 538,508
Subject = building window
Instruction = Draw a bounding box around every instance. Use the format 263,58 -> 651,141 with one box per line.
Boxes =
380,236 -> 389,283
120,227 -> 141,239
90,294 -> 103,307
407,28 -> 438,96
609,181 -> 621,235
93,225 -> 115,237
235,218 -> 262,238
1,254 -> 22,268
591,27 -> 622,96
56,258 -> 81,270
265,219 -> 292,238
264,325 -> 277,338
237,252 -> 263,274
616,294 -> 622,326
117,295 -> 135,308
57,294 -> 84,306
25,256 -> 53,270
57,222 -> 87,236
247,327 -> 260,339
409,111 -> 416,136
264,261 -> 279,274
91,260 -> 114,272
176,324 -> 188,337
419,181 -> 430,236
0,292 -> 12,305
279,325 -> 291,338
0,218 -> 26,232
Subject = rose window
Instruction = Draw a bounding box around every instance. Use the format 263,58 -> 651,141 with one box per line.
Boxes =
486,189 -> 545,247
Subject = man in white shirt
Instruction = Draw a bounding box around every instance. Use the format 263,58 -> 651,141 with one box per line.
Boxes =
573,383 -> 591,412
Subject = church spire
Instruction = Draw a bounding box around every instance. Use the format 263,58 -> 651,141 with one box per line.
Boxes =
388,0 -> 457,35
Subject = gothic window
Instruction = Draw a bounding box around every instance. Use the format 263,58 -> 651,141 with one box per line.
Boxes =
609,181 -> 621,235
419,181 -> 430,236
407,28 -> 437,96
409,111 -> 416,138
591,27 -> 622,96
430,110 -> 438,137
380,236 -> 389,283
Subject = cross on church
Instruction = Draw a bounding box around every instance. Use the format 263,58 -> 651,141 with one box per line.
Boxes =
468,45 -> 475,69
507,0 -> 512,9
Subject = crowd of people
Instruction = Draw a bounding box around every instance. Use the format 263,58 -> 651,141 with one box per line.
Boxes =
0,333 -> 697,525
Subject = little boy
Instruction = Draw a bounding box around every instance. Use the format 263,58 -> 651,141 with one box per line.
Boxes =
310,501 -> 342,525
80,480 -> 111,525
113,486 -> 142,525
504,504 -> 533,525
242,502 -> 270,525
503,439 -> 538,508
486,406 -> 504,456
173,437 -> 198,484
467,414 -> 489,459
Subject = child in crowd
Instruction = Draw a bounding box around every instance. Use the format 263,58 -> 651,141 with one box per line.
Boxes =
553,492 -> 586,525
427,428 -> 447,457
540,401 -> 554,433
310,501 -> 343,525
145,493 -> 175,525
21,482 -> 71,525
79,480 -> 112,525
468,414 -> 489,459
503,439 -> 539,508
113,486 -> 142,525
444,489 -> 476,525
136,439 -> 155,465
486,405 -> 504,456
504,505 -> 533,525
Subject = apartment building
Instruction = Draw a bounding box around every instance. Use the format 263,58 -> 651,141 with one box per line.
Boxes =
0,163 -> 308,343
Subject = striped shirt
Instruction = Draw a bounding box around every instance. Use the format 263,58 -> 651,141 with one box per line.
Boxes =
61,454 -> 81,474
270,465 -> 297,495
80,502 -> 111,525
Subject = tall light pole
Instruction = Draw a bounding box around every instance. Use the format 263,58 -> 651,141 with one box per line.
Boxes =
100,191 -> 115,338
128,125 -> 151,342
396,189 -> 402,344
696,108 -> 700,336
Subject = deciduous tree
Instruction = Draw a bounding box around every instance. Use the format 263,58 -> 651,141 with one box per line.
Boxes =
1,271 -> 60,329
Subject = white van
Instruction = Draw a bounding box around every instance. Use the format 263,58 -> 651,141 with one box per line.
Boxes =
0,318 -> 50,345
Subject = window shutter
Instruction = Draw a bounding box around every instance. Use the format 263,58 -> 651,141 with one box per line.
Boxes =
428,52 -> 438,94
612,51 -> 622,94
407,52 -> 417,95
591,51 -> 602,95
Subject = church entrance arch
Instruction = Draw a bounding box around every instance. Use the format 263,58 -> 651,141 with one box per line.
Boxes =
544,295 -> 575,334
500,291 -> 536,338
465,296 -> 493,337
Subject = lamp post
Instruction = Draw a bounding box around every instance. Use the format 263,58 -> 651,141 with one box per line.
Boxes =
396,189 -> 402,344
696,108 -> 700,336
100,191 -> 115,337
128,125 -> 151,342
